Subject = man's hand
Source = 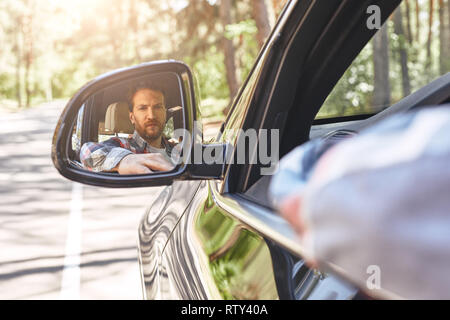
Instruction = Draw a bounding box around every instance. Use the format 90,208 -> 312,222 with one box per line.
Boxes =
279,193 -> 318,269
115,153 -> 175,175
279,194 -> 305,236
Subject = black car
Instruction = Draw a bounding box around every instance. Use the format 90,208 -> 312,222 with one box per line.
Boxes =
52,0 -> 450,299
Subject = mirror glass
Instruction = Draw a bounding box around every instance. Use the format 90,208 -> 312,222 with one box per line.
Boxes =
69,72 -> 186,175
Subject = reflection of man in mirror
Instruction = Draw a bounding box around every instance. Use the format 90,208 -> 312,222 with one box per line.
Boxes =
80,81 -> 177,174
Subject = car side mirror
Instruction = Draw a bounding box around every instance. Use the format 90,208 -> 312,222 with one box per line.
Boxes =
52,60 -> 226,188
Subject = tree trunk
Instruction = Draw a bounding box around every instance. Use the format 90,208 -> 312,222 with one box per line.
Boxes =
220,0 -> 239,102
251,0 -> 271,49
372,24 -> 391,111
415,0 -> 420,42
447,0 -> 450,71
14,24 -> 22,109
394,5 -> 411,97
426,0 -> 434,69
405,0 -> 413,43
448,0 -> 450,34
23,11 -> 33,108
439,0 -> 450,74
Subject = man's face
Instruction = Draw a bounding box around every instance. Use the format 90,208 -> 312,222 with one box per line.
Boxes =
129,88 -> 166,142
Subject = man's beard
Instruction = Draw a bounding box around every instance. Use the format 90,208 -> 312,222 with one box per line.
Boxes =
140,121 -> 164,142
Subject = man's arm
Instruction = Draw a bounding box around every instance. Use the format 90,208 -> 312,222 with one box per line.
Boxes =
273,106 -> 450,299
113,153 -> 175,174
80,138 -> 133,172
80,138 -> 176,174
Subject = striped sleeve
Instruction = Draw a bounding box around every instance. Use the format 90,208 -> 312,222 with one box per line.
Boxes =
80,138 -> 133,172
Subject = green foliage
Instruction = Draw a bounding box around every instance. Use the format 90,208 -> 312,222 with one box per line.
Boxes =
319,45 -> 374,118
224,19 -> 258,39
0,0 -> 265,114
1,0 -> 448,117
0,74 -> 15,100
318,1 -> 450,119
190,46 -> 230,101
187,18 -> 259,120
232,20 -> 260,83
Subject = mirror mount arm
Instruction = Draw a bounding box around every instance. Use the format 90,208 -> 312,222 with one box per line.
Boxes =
186,143 -> 231,180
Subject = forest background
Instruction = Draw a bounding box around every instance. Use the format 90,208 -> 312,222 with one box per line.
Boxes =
0,0 -> 449,121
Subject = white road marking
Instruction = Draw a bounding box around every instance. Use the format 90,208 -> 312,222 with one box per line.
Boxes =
60,182 -> 83,299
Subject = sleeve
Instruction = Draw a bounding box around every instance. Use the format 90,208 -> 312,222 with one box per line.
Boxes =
80,138 -> 133,172
300,107 -> 450,299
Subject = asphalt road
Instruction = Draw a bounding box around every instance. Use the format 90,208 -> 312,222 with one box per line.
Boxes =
0,100 -> 165,299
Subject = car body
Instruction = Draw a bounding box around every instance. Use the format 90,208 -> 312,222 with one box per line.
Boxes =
52,0 -> 450,299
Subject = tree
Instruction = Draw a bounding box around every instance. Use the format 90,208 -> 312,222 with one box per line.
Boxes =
22,0 -> 35,107
251,0 -> 271,48
426,0 -> 435,71
439,0 -> 450,74
12,16 -> 23,108
372,23 -> 391,111
415,0 -> 421,41
405,0 -> 413,43
394,4 -> 411,97
220,0 -> 239,101
0,0 -> 273,117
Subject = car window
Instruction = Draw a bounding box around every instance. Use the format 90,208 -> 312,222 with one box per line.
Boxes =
316,1 -> 450,120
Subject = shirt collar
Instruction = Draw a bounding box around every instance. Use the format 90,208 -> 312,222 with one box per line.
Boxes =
132,130 -> 167,151
132,130 -> 148,149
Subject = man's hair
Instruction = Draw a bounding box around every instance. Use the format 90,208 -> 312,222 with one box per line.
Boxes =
127,80 -> 166,112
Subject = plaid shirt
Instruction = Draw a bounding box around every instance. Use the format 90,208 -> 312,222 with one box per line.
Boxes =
80,131 -> 174,172
270,105 -> 450,299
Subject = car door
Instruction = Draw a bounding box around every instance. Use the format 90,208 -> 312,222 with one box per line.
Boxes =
143,0 -> 408,300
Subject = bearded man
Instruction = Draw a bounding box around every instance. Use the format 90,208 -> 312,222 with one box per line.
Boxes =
80,82 -> 176,174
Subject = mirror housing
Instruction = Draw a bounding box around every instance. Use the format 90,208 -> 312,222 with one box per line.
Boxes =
52,60 -> 226,188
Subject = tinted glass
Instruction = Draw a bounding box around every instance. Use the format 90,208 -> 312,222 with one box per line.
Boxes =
316,0 -> 450,119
